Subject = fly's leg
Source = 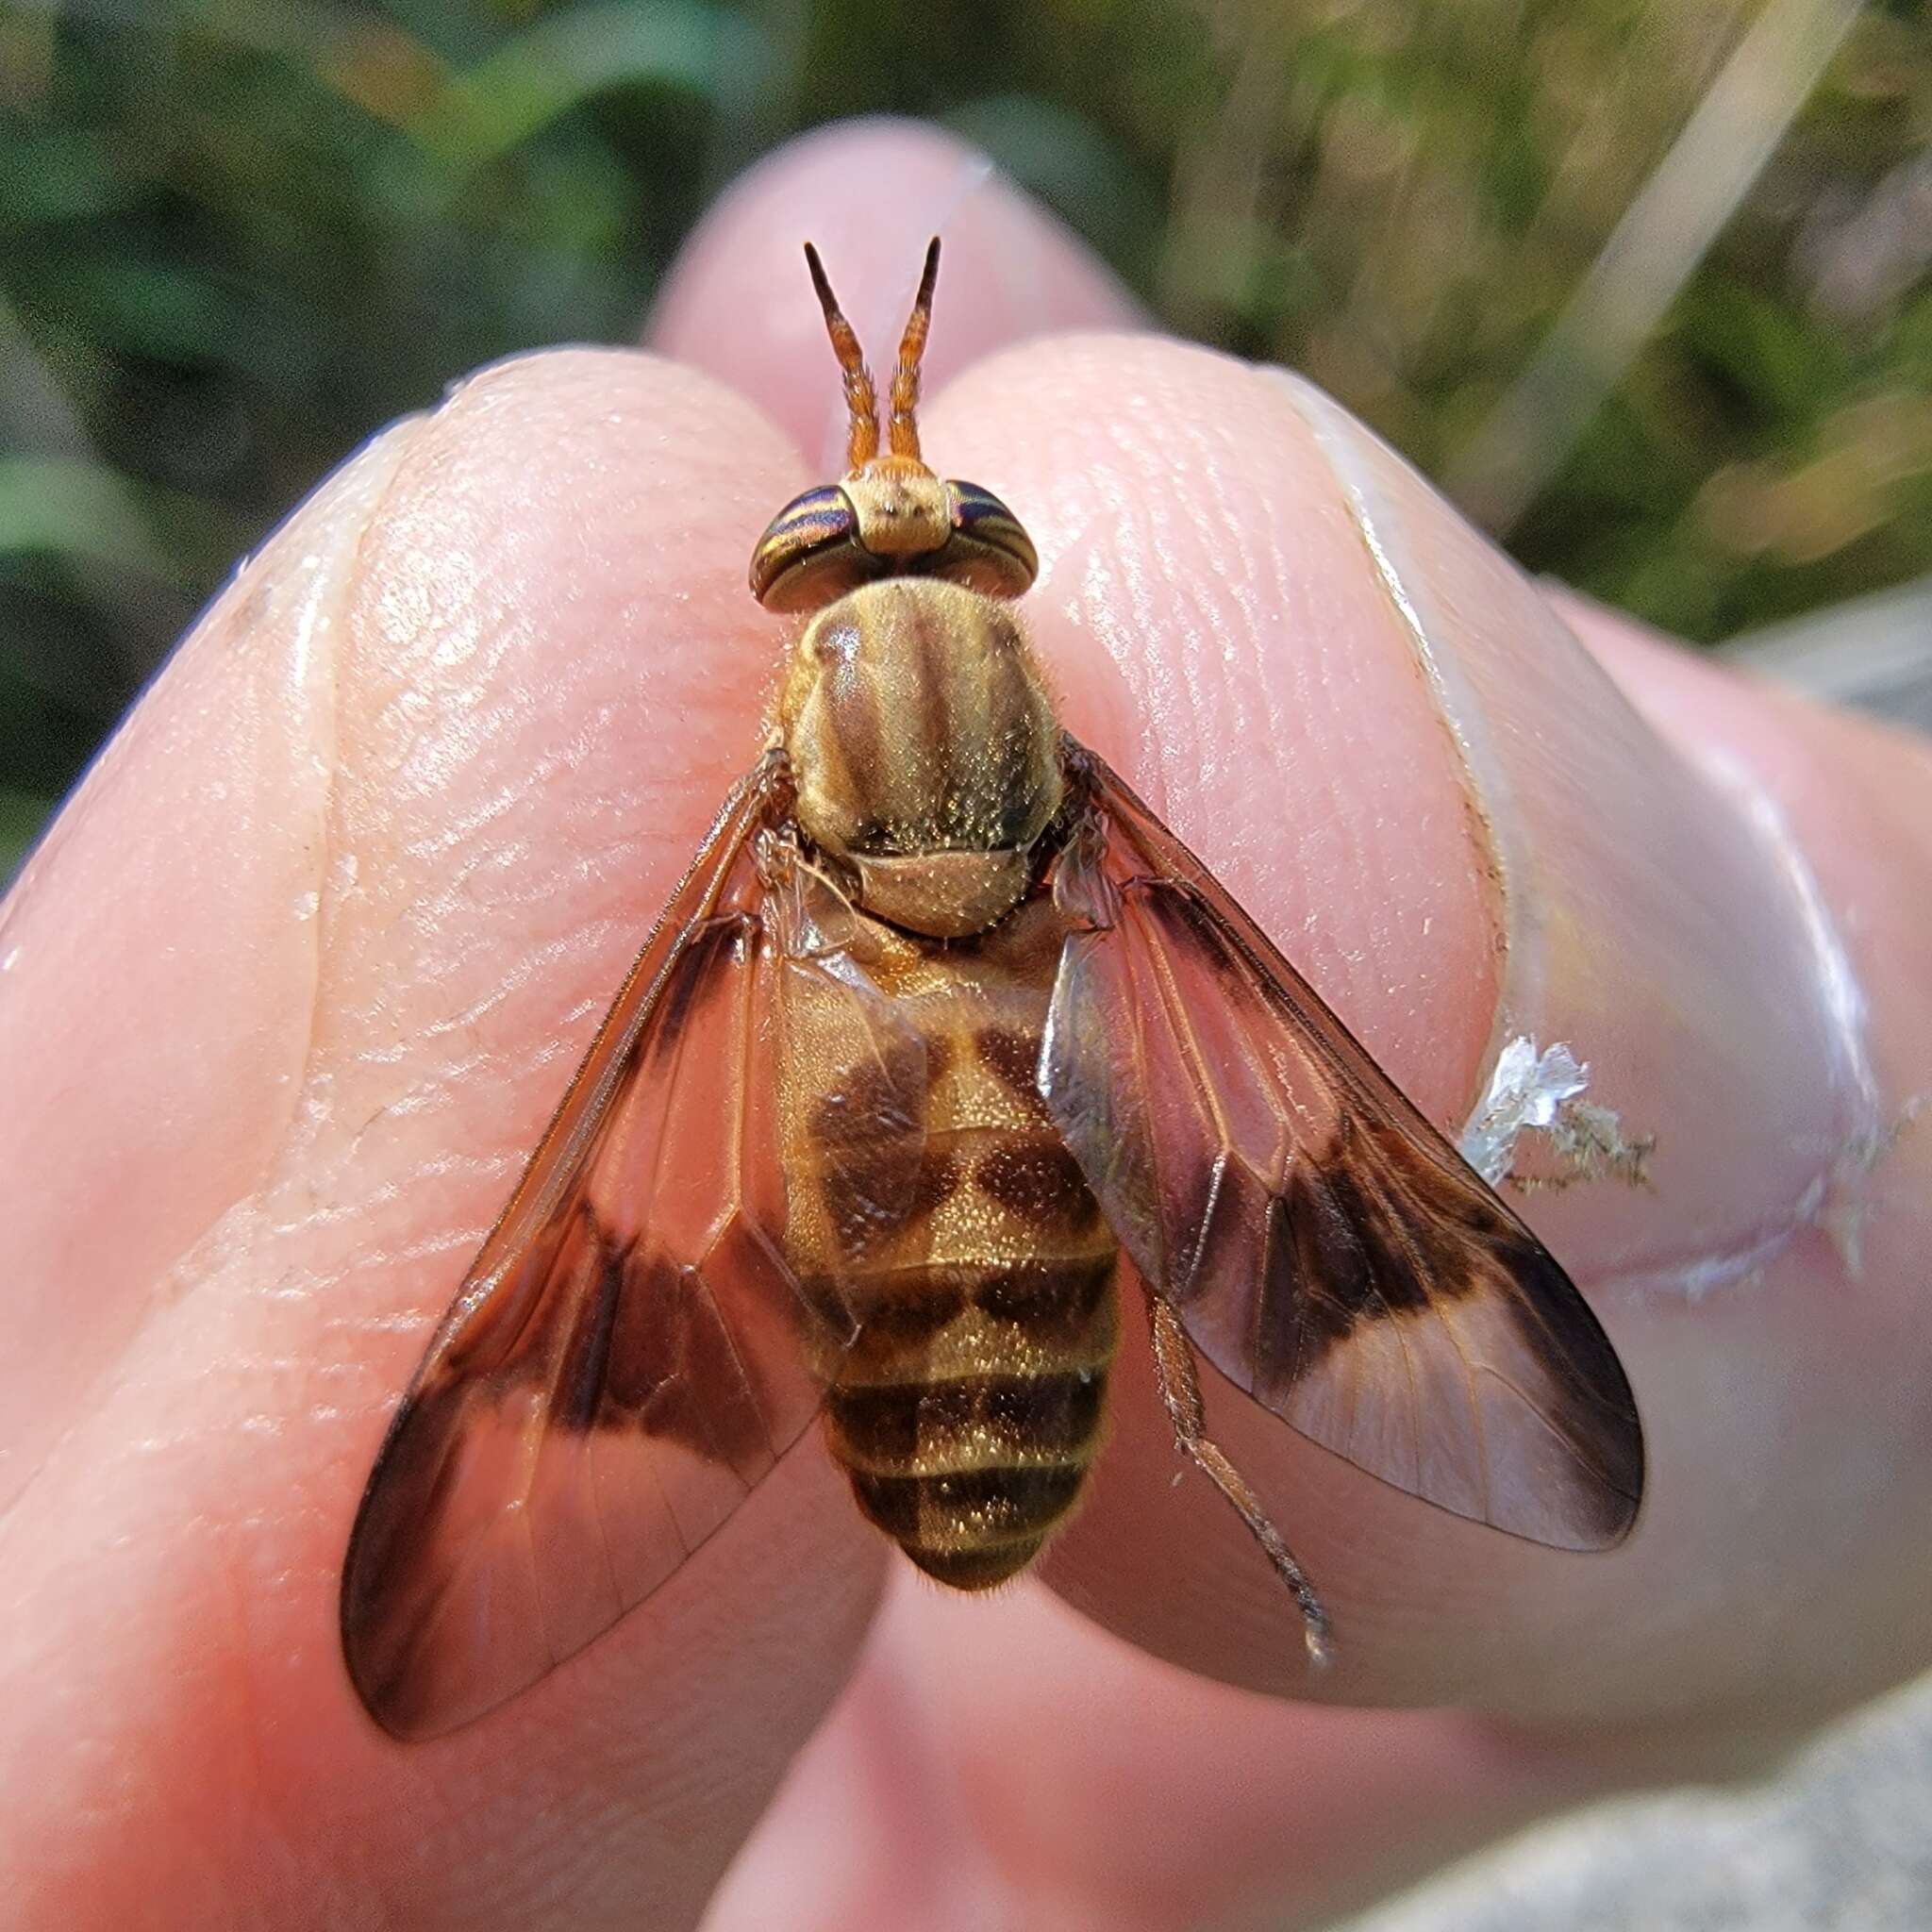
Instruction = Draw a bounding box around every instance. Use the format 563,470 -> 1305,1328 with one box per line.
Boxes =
1143,1288 -> 1330,1665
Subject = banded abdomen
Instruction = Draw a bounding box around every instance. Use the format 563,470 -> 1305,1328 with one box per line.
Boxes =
782,892 -> 1118,1588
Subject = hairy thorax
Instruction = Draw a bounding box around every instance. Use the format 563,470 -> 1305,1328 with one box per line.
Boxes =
777,578 -> 1064,939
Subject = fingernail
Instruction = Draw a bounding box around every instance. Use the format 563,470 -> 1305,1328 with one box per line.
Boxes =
1269,370 -> 1875,1290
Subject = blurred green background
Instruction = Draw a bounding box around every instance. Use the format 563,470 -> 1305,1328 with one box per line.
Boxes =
3,0 -> 1929,875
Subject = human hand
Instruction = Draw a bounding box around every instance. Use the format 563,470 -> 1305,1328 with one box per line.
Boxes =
4,121 -> 1928,1932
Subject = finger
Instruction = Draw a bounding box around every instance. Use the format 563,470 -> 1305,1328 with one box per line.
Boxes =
0,428 -> 403,1510
708,1579 -> 1588,1932
0,351 -> 884,1928
648,117 -> 1142,473
916,333 -> 1932,1732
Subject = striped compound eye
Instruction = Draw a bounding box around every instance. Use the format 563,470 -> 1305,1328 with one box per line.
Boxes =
933,480 -> 1038,599
749,484 -> 879,614
750,478 -> 1040,613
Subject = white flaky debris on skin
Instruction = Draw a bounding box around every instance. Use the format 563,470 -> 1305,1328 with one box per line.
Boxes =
1459,1038 -> 1587,1186
1459,1037 -> 1652,1191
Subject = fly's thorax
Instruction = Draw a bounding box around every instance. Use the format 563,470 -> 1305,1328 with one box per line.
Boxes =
778,577 -> 1064,939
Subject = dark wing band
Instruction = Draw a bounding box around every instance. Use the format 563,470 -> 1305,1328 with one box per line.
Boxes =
1040,741 -> 1643,1551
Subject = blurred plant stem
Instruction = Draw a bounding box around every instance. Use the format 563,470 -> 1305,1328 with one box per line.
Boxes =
1446,0 -> 1866,534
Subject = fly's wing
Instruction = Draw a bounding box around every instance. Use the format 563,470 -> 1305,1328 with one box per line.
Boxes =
1041,741 -> 1643,1550
341,757 -> 921,1739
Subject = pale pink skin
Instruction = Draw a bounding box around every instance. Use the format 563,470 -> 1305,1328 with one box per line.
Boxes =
3,121 -> 1930,1931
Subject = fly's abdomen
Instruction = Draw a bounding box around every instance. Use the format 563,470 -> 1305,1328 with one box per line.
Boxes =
825,1205 -> 1118,1589
781,897 -> 1120,1588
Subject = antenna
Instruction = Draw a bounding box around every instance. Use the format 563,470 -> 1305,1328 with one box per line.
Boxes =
804,242 -> 879,472
887,237 -> 941,460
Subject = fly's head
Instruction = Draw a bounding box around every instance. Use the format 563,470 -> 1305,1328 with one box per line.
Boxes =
747,239 -> 1039,616
754,240 -> 1061,940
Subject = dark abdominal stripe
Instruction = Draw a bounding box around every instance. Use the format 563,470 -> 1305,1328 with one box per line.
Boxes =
816,1015 -> 1119,1586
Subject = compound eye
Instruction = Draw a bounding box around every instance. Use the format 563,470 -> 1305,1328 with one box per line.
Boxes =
933,481 -> 1039,598
749,486 -> 882,612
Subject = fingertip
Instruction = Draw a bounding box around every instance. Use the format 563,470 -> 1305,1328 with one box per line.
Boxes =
907,330 -> 1541,1705
926,331 -> 1502,1127
649,118 -> 1143,472
0,344 -> 888,1924
928,331 -> 1909,1734
0,419 -> 418,1508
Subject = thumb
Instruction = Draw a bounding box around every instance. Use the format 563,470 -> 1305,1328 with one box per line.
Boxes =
915,333 -> 1931,1739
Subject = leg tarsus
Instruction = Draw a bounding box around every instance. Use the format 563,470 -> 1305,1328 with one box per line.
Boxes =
1144,1291 -> 1331,1665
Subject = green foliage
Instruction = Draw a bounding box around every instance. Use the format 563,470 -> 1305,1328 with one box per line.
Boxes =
2,0 -> 1929,858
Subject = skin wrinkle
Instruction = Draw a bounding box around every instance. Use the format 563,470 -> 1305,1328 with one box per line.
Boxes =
318,362 -> 762,1199
1248,499 -> 1303,808
1167,413 -> 1254,789
1170,425 -> 1255,787
0,422 -> 417,1533
247,367 -> 797,1500
1039,359 -> 1368,1007
1098,405 -> 1191,788
1222,383 -> 1442,1011
281,422 -> 425,1167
